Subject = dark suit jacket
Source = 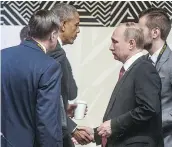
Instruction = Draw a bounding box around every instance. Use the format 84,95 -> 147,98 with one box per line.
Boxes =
47,43 -> 77,147
1,40 -> 63,147
95,57 -> 163,147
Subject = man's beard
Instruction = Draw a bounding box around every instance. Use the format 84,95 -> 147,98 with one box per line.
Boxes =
144,31 -> 153,51
144,42 -> 153,51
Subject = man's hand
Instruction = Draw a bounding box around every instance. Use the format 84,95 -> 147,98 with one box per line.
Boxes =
77,126 -> 94,136
71,137 -> 79,145
72,126 -> 94,145
84,105 -> 88,117
97,120 -> 112,137
67,104 -> 77,118
67,104 -> 88,118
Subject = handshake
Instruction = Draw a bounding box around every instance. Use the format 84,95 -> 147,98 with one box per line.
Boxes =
67,104 -> 94,145
71,126 -> 94,145
71,120 -> 112,146
67,104 -> 112,145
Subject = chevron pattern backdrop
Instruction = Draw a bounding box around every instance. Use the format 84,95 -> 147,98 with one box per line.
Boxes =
0,1 -> 172,26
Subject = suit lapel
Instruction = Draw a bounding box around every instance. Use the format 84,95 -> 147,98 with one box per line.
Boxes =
103,70 -> 130,120
103,57 -> 142,121
156,46 -> 171,72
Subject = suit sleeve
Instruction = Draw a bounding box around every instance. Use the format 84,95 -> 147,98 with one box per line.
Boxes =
65,58 -> 78,100
94,127 -> 102,145
58,56 -> 78,133
48,48 -> 78,134
67,117 -> 77,134
48,49 -> 77,100
36,62 -> 63,147
111,62 -> 161,138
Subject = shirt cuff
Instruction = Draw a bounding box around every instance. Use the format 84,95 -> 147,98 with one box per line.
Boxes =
72,125 -> 78,133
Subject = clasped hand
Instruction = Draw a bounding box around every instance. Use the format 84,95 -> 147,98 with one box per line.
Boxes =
72,126 -> 94,145
97,120 -> 112,138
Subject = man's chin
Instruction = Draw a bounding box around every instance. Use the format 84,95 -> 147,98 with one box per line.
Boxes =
68,40 -> 74,45
113,55 -> 118,60
144,43 -> 152,51
63,40 -> 74,45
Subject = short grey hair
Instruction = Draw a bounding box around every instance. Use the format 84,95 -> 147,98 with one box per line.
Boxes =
120,22 -> 144,49
51,3 -> 78,22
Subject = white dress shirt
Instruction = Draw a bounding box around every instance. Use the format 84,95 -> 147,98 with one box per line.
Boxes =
58,37 -> 63,47
149,46 -> 163,66
123,52 -> 144,72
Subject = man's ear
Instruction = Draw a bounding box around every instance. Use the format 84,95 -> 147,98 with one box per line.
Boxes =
50,30 -> 58,41
61,21 -> 66,32
151,27 -> 160,39
129,39 -> 136,50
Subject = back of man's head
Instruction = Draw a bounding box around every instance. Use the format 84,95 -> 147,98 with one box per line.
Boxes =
139,7 -> 171,41
122,22 -> 144,49
51,3 -> 78,22
29,9 -> 60,40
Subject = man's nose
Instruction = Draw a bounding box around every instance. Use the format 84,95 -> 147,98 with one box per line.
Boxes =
109,43 -> 114,51
77,27 -> 80,34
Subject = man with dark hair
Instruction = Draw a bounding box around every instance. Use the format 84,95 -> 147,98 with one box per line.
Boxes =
47,3 -> 93,147
88,22 -> 162,147
1,10 -> 63,147
139,7 -> 172,147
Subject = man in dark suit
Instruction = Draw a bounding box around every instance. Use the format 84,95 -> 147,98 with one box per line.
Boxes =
91,22 -> 163,147
47,3 -> 93,147
139,8 -> 172,147
1,10 -> 63,147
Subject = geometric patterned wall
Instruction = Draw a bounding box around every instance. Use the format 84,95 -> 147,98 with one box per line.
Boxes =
1,1 -> 172,27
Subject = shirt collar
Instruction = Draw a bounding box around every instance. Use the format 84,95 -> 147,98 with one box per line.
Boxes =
58,37 -> 63,47
123,52 -> 143,71
149,45 -> 163,64
36,41 -> 46,53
